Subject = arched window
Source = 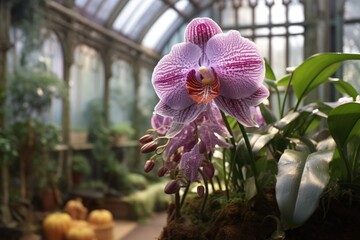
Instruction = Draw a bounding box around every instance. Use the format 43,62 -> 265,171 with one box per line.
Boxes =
70,45 -> 104,129
109,59 -> 135,125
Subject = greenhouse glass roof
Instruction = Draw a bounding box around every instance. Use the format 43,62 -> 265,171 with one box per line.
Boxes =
56,0 -> 215,53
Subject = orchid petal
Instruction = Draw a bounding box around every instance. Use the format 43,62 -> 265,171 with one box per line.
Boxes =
179,144 -> 204,182
215,96 -> 258,127
243,85 -> 270,106
206,30 -> 265,99
154,101 -> 177,117
184,17 -> 222,53
152,42 -> 201,110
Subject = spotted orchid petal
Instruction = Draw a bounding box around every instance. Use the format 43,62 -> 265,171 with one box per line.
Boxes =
206,30 -> 265,99
152,42 -> 201,110
243,85 -> 270,107
151,114 -> 172,136
215,96 -> 258,127
155,101 -> 208,137
179,144 -> 204,182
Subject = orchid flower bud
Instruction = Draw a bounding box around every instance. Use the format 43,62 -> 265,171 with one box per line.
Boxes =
140,141 -> 158,153
164,180 -> 180,194
144,160 -> 155,173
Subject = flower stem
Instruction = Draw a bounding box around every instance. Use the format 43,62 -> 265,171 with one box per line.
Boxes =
199,170 -> 209,220
238,123 -> 260,194
220,111 -> 243,190
281,73 -> 294,118
175,191 -> 181,219
180,183 -> 190,209
222,148 -> 230,201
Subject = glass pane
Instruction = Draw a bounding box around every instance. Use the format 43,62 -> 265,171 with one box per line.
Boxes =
96,0 -> 120,21
75,0 -> 88,8
86,0 -> 103,15
272,27 -> 286,35
343,24 -> 360,92
344,0 -> 360,20
70,45 -> 104,129
129,1 -> 165,39
289,25 -> 304,34
122,0 -> 157,35
255,1 -> 269,25
109,59 -> 135,124
288,1 -> 304,23
113,0 -> 143,31
142,8 -> 179,49
237,0 -> 252,26
289,35 -> 304,68
271,36 -> 286,77
255,37 -> 269,61
271,0 -> 286,24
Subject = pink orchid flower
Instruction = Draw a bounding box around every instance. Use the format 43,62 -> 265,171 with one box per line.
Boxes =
152,17 -> 269,137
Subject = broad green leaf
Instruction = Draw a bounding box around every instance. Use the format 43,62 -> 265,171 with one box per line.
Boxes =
292,53 -> 360,101
328,103 -> 360,149
330,78 -> 359,98
276,74 -> 291,87
252,128 -> 279,154
276,149 -> 333,229
274,111 -> 300,130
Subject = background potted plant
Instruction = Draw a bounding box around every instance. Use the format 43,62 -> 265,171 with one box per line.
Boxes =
71,154 -> 91,187
110,122 -> 135,145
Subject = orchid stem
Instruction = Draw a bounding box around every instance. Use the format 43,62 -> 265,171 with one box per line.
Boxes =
175,191 -> 181,219
281,73 -> 294,118
220,111 -> 243,191
180,183 -> 190,209
238,123 -> 260,194
222,148 -> 230,201
199,170 -> 209,220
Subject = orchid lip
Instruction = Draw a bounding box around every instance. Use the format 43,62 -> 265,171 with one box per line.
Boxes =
186,67 -> 220,104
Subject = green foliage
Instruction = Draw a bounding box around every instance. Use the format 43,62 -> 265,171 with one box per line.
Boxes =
276,150 -> 333,229
218,52 -> 360,233
72,154 -> 91,176
111,122 -> 135,139
8,69 -> 65,121
125,182 -> 171,220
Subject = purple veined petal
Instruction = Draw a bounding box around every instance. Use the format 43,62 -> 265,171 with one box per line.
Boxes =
179,144 -> 204,182
184,17 -> 222,53
151,113 -> 173,136
154,101 -> 178,117
167,103 -> 208,137
152,42 -> 201,110
206,30 -> 265,99
215,96 -> 258,127
243,85 -> 270,107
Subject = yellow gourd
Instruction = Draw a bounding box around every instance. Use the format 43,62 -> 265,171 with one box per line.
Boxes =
66,225 -> 96,240
43,212 -> 72,240
64,198 -> 88,220
88,209 -> 113,226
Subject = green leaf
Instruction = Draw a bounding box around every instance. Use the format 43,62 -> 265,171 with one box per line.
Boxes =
330,78 -> 359,98
274,111 -> 300,130
276,149 -> 333,229
292,53 -> 360,104
276,74 -> 291,87
328,103 -> 360,149
252,127 -> 278,154
265,58 -> 276,81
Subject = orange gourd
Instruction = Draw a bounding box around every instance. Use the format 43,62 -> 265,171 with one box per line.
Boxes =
43,212 -> 72,240
66,225 -> 96,240
64,198 -> 88,220
88,209 -> 113,226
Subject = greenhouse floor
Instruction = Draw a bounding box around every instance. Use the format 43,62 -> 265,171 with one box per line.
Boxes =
115,212 -> 167,240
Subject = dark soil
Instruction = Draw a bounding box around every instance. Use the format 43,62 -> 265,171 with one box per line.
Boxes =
159,190 -> 360,240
